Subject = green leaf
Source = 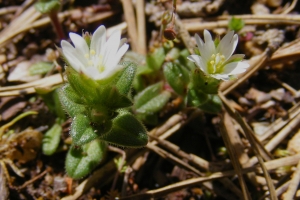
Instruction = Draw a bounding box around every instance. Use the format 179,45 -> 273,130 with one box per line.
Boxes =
65,139 -> 107,179
115,62 -> 137,96
191,69 -> 221,94
134,82 -> 163,109
228,17 -> 245,32
187,88 -> 208,107
42,121 -> 62,155
65,67 -> 100,104
163,62 -> 190,95
35,0 -> 60,14
99,86 -> 132,109
101,111 -> 148,147
136,112 -> 159,125
146,47 -> 165,72
58,87 -> 86,118
35,87 -> 66,119
136,91 -> 171,114
178,49 -> 196,71
165,48 -> 180,61
198,94 -> 222,114
70,114 -> 108,146
61,84 -> 86,105
29,62 -> 53,76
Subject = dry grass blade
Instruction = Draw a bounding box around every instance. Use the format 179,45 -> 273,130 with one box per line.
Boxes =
260,180 -> 290,200
258,102 -> 300,142
234,112 -> 278,200
220,113 -> 251,200
146,143 -> 204,176
121,0 -> 138,52
136,0 -> 147,55
120,153 -> 300,200
220,51 -> 268,95
282,160 -> 300,199
182,14 -> 300,31
149,134 -> 244,198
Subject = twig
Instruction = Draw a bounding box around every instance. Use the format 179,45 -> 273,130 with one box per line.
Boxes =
234,112 -> 278,200
149,131 -> 243,198
220,113 -> 251,200
281,0 -> 298,14
0,6 -> 19,15
182,14 -> 300,31
120,153 -> 300,200
282,160 -> 300,199
108,146 -> 126,192
174,15 -> 194,54
260,180 -> 290,200
136,0 -> 147,55
147,143 -> 204,176
258,102 -> 300,142
16,168 -> 50,190
121,0 -> 138,52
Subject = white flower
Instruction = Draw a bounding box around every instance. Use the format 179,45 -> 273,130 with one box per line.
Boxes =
61,25 -> 129,80
187,30 -> 249,81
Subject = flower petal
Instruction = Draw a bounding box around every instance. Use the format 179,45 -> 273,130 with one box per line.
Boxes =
69,32 -> 89,56
93,64 -> 124,80
105,43 -> 129,72
85,66 -> 100,80
217,31 -> 238,60
187,55 -> 208,73
222,61 -> 249,75
212,74 -> 230,80
225,54 -> 245,64
201,30 -> 216,62
90,25 -> 106,55
61,40 -> 87,72
102,30 -> 121,66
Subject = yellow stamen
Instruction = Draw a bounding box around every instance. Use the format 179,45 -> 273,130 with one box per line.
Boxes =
98,66 -> 105,72
90,49 -> 96,55
210,60 -> 215,65
84,53 -> 89,59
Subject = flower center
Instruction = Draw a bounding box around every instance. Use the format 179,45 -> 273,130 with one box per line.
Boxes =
207,53 -> 226,74
84,49 -> 105,73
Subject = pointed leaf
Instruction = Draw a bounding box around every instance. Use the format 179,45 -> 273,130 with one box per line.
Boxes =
61,83 -> 86,105
115,62 -> 137,96
42,121 -> 62,155
101,111 -> 148,147
191,68 -> 221,94
65,139 -> 107,179
187,88 -> 209,107
134,82 -> 163,109
136,91 -> 171,114
65,67 -> 99,104
29,62 -> 53,75
146,47 -> 165,72
58,87 -> 85,118
198,94 -> 222,113
35,0 -> 60,14
71,114 -> 103,146
163,62 -> 190,95
100,86 -> 132,109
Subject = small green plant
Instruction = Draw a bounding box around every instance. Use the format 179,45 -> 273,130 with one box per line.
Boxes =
59,25 -> 148,179
228,17 -> 245,32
